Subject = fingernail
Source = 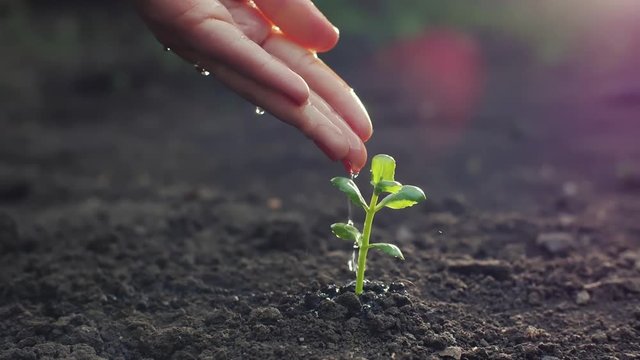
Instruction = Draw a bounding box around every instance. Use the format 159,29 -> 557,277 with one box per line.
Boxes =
332,25 -> 340,37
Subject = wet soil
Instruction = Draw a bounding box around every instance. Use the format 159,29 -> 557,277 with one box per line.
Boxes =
2,3 -> 640,359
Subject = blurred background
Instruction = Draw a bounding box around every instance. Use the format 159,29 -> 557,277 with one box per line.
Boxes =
2,0 -> 640,213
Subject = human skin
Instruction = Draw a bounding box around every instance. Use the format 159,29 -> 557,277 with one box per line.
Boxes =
133,0 -> 372,172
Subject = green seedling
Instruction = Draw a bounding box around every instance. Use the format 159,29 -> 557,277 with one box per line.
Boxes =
331,154 -> 426,295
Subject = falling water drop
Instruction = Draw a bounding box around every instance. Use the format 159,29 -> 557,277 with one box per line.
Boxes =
348,243 -> 359,272
346,201 -> 353,227
255,106 -> 265,115
194,64 -> 210,76
346,171 -> 358,226
346,171 -> 359,271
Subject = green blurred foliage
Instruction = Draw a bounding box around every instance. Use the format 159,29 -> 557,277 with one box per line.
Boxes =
0,1 -> 182,107
315,0 -> 583,62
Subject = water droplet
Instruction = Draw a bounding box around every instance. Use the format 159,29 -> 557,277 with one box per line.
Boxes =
255,106 -> 265,115
437,230 -> 444,235
348,244 -> 359,272
350,171 -> 359,179
164,47 -> 171,52
194,64 -> 210,76
346,171 -> 357,225
345,170 -> 359,272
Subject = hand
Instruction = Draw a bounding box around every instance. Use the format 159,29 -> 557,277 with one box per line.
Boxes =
134,0 -> 372,172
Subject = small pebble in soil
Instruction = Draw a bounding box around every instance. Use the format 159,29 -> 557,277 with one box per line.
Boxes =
439,346 -> 463,359
575,290 -> 590,305
536,232 -> 576,256
266,197 -> 282,210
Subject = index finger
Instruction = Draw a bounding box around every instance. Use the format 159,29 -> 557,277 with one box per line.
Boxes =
252,0 -> 339,52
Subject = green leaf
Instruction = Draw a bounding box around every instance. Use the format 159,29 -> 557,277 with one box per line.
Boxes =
331,223 -> 361,244
369,243 -> 405,260
374,180 -> 403,195
376,185 -> 426,210
330,177 -> 368,209
370,154 -> 396,184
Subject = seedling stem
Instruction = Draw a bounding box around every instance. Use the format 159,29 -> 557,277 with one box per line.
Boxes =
355,192 -> 378,294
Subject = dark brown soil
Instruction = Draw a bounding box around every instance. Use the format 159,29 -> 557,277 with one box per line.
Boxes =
2,2 -> 640,359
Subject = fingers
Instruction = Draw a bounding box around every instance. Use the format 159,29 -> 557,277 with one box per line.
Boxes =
135,0 -> 309,105
252,0 -> 339,52
308,92 -> 368,172
204,60 -> 366,169
263,34 -> 373,141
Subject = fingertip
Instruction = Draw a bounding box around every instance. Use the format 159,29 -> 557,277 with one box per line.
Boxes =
312,24 -> 340,53
357,119 -> 373,142
344,141 -> 367,174
348,89 -> 373,141
255,0 -> 339,52
277,20 -> 339,53
290,72 -> 311,105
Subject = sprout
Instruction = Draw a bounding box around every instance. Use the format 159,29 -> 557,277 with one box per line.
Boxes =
331,154 -> 426,295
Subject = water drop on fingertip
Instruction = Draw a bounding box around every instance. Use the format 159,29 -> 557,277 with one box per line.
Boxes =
255,106 -> 265,115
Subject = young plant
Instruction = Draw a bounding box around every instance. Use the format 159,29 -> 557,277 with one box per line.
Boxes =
330,154 -> 426,295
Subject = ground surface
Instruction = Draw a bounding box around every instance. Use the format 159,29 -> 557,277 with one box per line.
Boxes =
2,2 -> 640,359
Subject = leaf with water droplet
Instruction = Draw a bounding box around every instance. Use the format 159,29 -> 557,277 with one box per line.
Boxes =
371,154 -> 396,185
369,243 -> 404,260
376,185 -> 426,210
331,223 -> 361,245
331,177 -> 367,210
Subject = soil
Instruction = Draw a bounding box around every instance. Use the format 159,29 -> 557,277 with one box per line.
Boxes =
2,2 -> 640,359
